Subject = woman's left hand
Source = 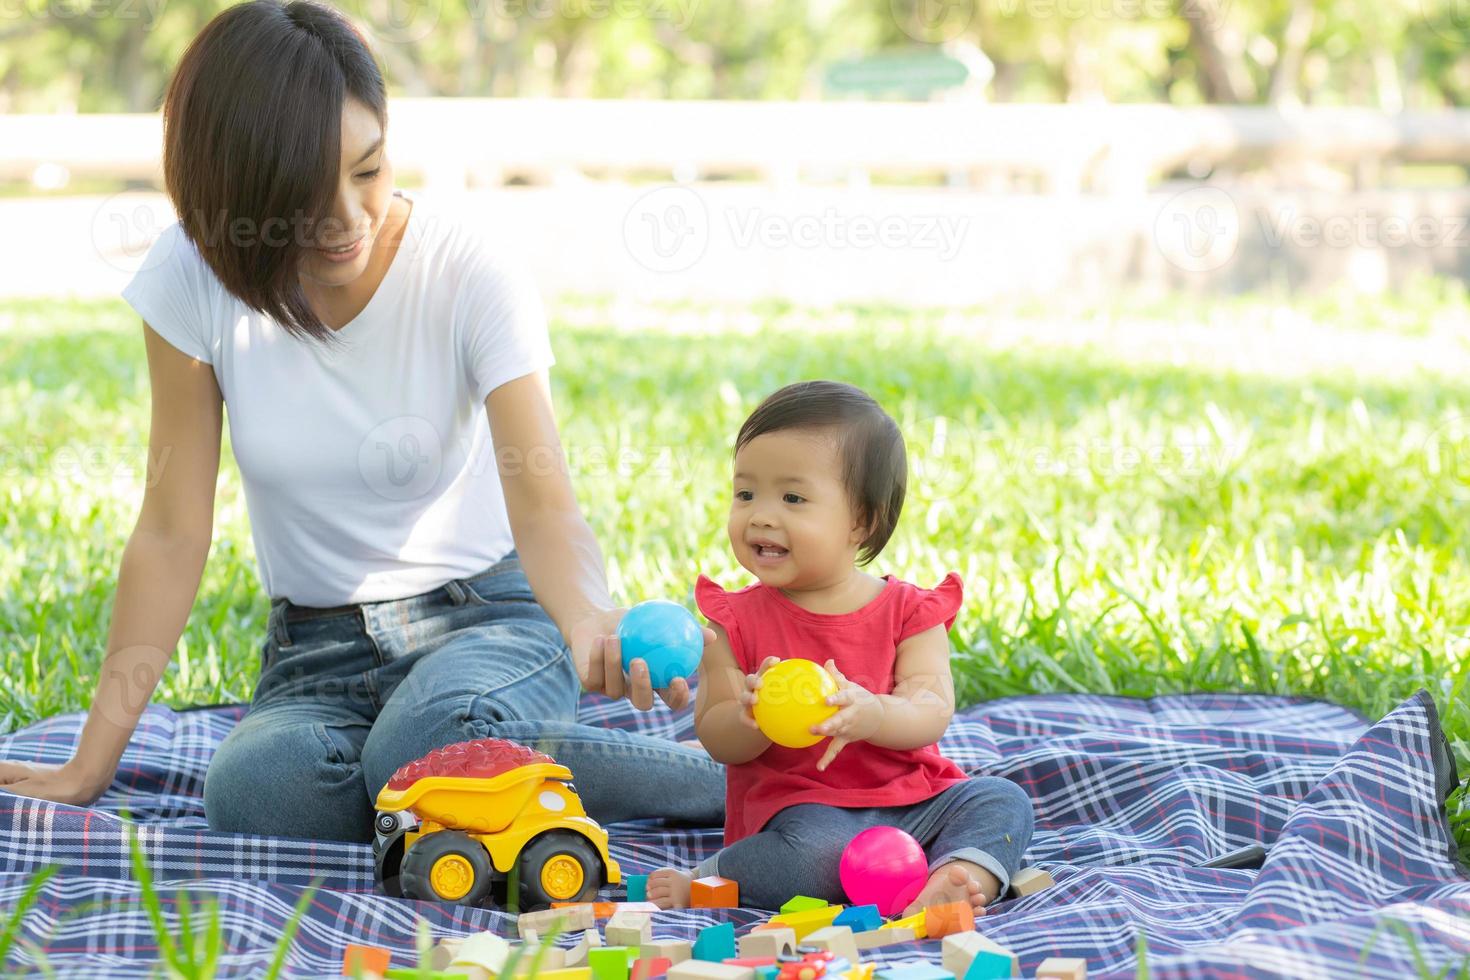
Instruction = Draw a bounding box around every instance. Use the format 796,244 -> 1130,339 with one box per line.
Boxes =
813,659 -> 885,771
568,608 -> 711,712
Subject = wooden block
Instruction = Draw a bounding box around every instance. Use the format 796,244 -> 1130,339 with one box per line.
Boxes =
845,965 -> 875,980
383,969 -> 490,980
768,906 -> 843,941
722,957 -> 777,968
632,957 -> 674,980
556,901 -> 620,920
692,922 -> 737,962
1009,868 -> 1055,898
691,876 -> 740,909
943,934 -> 1017,980
737,927 -> 796,960
641,940 -> 694,965
343,944 -> 391,975
668,961 -> 756,980
538,971 -> 594,980
607,912 -> 654,947
524,905 -> 597,936
779,896 -> 829,914
567,930 -> 605,967
1035,958 -> 1086,980
879,912 -> 927,940
591,946 -> 636,980
801,927 -> 858,965
517,944 -> 568,972
853,927 -> 914,951
923,901 -> 975,939
941,933 -> 1011,977
452,932 -> 514,974
873,963 -> 953,980
626,874 -> 650,902
831,906 -> 881,934
617,902 -> 664,915
429,940 -> 462,971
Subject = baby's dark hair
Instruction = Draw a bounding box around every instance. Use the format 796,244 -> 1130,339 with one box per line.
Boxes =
734,380 -> 906,566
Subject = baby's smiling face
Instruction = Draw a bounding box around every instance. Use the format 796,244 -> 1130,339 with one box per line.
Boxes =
727,428 -> 870,593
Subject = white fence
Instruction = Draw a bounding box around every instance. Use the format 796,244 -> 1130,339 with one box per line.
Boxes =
5,100 -> 1470,303
7,100 -> 1470,193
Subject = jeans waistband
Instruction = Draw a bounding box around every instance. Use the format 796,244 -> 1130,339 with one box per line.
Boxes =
274,552 -> 522,624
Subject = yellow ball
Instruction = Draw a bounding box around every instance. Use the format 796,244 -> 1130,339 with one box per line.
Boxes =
753,658 -> 839,748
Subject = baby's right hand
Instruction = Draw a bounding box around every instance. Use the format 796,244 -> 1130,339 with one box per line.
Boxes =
738,656 -> 782,731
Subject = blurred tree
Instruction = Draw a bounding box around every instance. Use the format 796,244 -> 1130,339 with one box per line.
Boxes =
0,0 -> 1466,111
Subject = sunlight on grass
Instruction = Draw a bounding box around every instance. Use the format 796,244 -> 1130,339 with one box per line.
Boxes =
1,293 -> 1467,866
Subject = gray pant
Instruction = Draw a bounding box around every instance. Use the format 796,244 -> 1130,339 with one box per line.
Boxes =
694,777 -> 1035,910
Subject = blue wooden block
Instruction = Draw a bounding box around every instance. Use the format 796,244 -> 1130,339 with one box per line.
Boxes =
755,968 -> 780,980
625,874 -> 649,902
692,922 -> 736,962
832,905 -> 882,934
961,952 -> 1016,980
876,963 -> 955,980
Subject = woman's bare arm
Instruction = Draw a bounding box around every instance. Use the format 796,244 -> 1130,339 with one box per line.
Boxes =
0,324 -> 221,804
485,371 -> 713,711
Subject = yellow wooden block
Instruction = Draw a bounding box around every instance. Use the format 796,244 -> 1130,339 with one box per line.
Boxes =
879,912 -> 927,940
768,905 -> 844,941
843,965 -> 876,980
537,968 -> 594,980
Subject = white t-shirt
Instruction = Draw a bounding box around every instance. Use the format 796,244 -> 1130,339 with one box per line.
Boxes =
121,190 -> 555,607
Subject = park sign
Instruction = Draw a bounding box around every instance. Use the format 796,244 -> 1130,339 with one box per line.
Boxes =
824,51 -> 975,100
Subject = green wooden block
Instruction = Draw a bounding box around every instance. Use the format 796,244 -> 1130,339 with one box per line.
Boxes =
778,896 -> 829,915
590,946 -> 636,980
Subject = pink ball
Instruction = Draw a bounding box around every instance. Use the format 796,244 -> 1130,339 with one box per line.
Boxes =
839,826 -> 929,916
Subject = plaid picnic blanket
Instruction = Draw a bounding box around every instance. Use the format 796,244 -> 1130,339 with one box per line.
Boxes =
1,689 -> 1465,978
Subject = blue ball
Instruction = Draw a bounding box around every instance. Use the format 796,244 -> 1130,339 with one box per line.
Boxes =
617,599 -> 703,689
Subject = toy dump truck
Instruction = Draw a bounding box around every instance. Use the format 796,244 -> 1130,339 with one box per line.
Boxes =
373,738 -> 621,910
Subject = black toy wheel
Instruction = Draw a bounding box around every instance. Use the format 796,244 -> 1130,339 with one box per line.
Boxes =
374,827 -> 407,898
400,830 -> 495,906
517,831 -> 604,910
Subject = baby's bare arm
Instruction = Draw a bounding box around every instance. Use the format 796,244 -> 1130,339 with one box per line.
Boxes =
867,624 -> 957,750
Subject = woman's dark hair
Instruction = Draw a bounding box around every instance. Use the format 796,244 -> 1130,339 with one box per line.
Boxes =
734,380 -> 907,566
161,0 -> 386,343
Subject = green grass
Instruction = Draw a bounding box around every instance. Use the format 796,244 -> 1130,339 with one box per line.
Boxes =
0,292 -> 1467,868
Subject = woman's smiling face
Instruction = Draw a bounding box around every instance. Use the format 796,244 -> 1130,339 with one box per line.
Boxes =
727,428 -> 869,591
299,96 -> 396,287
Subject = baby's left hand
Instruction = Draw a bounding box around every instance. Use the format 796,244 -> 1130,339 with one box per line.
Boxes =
812,659 -> 885,771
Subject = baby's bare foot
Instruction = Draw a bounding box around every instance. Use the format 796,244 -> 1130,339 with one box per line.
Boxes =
646,868 -> 693,910
900,860 -> 997,918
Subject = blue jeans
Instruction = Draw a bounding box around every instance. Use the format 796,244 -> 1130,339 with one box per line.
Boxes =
692,778 -> 1035,910
204,550 -> 726,842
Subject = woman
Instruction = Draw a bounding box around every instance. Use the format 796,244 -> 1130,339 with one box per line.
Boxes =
0,0 -> 723,841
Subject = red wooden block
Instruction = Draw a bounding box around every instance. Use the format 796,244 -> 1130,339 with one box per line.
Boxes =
342,944 -> 391,976
690,876 -> 740,909
923,901 -> 976,938
631,956 -> 673,980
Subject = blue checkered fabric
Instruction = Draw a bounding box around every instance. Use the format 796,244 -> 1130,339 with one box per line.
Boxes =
1,690 -> 1465,978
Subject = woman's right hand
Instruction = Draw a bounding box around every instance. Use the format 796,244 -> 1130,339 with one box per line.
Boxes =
0,758 -> 110,808
570,608 -> 712,712
737,656 -> 781,730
